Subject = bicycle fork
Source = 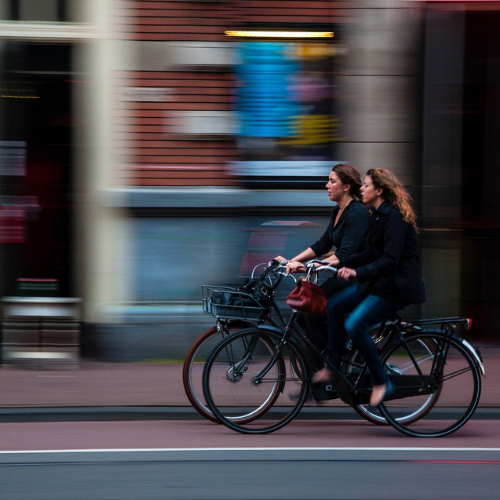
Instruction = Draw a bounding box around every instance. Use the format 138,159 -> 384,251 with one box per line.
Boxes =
252,313 -> 298,386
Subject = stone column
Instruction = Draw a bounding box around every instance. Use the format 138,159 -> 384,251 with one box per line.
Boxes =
73,0 -> 132,324
337,0 -> 422,187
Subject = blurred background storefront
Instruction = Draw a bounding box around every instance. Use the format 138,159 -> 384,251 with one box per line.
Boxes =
420,0 -> 500,348
0,0 -> 499,362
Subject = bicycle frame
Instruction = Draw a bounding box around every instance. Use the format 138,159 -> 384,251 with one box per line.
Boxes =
202,260 -> 485,436
250,307 -> 372,396
251,309 -> 484,406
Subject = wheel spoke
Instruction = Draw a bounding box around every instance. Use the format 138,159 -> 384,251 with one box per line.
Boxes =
379,330 -> 481,437
203,328 -> 309,433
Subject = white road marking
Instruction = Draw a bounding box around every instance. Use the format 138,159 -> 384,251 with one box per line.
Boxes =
1,447 -> 500,464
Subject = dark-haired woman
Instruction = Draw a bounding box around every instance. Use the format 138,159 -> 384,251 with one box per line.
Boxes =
275,164 -> 370,382
314,168 -> 426,407
276,163 -> 370,296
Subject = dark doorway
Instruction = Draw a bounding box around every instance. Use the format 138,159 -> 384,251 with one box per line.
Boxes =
0,42 -> 74,297
460,11 -> 500,339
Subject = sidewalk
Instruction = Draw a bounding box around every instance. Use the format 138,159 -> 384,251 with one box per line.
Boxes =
0,345 -> 499,417
0,362 -> 190,408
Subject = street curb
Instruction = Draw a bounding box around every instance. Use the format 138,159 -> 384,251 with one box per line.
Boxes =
0,406 -> 203,423
0,405 -> 499,423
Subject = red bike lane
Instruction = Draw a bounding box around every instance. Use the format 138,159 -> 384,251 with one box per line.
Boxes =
0,347 -> 498,453
1,418 -> 500,453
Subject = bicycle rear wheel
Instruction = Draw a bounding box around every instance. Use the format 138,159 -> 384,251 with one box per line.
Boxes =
203,328 -> 309,434
378,330 -> 482,437
349,333 -> 440,425
183,322 -> 252,423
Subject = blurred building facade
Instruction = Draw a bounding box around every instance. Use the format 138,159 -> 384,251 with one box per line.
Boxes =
0,0 -> 499,361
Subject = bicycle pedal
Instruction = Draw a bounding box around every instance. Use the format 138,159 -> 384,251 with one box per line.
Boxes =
312,383 -> 338,401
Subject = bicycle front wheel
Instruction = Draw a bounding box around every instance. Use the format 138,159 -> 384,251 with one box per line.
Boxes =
203,328 -> 309,434
182,323 -> 252,423
378,330 -> 482,437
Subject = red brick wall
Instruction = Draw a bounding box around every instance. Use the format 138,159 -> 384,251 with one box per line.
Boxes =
114,70 -> 235,186
113,1 -> 349,187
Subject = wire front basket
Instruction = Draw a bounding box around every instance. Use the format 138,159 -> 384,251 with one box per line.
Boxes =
201,285 -> 270,321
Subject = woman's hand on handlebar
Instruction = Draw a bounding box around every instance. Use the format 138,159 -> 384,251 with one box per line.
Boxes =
321,254 -> 340,267
338,267 -> 356,280
286,261 -> 306,275
273,255 -> 289,265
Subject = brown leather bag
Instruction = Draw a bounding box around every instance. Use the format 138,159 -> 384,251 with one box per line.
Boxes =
286,277 -> 327,316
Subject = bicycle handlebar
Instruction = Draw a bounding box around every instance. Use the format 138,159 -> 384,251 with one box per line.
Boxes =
260,259 -> 337,284
304,259 -> 338,275
316,264 -> 338,273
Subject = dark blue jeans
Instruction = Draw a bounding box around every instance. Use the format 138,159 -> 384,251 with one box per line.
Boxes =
326,284 -> 405,386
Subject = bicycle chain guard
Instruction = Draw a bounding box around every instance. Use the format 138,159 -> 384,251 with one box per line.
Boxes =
337,374 -> 439,407
337,374 -> 372,406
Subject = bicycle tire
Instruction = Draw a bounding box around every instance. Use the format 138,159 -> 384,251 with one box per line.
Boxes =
349,334 -> 441,425
378,330 -> 482,437
202,327 -> 310,434
183,321 -> 261,423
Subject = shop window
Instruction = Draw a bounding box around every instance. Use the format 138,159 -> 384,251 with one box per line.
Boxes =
0,42 -> 74,297
2,0 -> 67,22
228,30 -> 343,189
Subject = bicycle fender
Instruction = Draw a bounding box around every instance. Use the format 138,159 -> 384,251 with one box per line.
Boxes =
460,338 -> 486,377
253,324 -> 284,335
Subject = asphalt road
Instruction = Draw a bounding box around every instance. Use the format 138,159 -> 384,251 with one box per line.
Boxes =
1,418 -> 500,500
0,346 -> 498,499
1,449 -> 500,500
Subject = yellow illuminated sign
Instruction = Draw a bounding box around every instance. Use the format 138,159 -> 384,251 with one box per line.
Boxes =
279,115 -> 342,145
225,30 -> 334,39
1,84 -> 40,99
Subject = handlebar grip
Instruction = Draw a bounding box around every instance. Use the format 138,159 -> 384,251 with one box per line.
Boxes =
316,265 -> 338,273
268,259 -> 287,267
269,259 -> 288,266
305,259 -> 329,267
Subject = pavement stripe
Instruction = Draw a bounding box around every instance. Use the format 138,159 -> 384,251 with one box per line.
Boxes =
1,447 -> 500,464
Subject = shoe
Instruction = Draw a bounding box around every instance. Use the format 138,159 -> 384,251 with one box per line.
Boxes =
369,379 -> 395,407
312,367 -> 337,384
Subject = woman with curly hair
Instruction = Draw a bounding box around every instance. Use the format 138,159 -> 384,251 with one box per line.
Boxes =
314,168 -> 426,407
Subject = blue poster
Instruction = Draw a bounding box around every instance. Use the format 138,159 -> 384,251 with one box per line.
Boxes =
235,42 -> 300,138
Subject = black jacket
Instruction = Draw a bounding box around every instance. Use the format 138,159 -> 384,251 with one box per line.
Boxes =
338,201 -> 426,305
310,200 -> 370,260
310,200 -> 370,299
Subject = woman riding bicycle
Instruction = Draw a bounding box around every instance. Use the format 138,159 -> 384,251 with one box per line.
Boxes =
314,168 -> 426,407
276,164 -> 370,349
